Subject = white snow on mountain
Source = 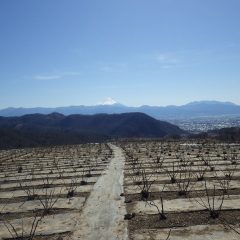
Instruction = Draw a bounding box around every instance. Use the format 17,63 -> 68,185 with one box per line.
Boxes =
98,97 -> 117,105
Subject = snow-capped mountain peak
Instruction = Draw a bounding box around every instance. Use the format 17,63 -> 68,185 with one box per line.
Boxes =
98,97 -> 118,105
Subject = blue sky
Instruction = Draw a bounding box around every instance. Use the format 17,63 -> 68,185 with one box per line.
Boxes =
0,0 -> 240,108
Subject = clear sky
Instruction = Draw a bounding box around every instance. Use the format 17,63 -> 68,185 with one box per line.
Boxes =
0,0 -> 240,108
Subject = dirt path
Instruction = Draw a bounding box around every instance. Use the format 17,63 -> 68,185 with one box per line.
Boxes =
72,143 -> 128,240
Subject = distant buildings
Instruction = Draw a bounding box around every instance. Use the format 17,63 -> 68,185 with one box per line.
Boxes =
170,116 -> 240,133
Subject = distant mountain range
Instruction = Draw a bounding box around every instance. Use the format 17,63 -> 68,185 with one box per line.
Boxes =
0,112 -> 185,149
1,101 -> 240,119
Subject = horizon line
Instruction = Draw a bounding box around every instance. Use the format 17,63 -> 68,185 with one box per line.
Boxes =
0,99 -> 239,111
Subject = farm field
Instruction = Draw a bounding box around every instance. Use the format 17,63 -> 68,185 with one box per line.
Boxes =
121,141 -> 240,240
0,140 -> 240,239
0,143 -> 123,240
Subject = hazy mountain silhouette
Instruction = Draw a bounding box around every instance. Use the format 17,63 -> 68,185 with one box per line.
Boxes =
1,101 -> 240,119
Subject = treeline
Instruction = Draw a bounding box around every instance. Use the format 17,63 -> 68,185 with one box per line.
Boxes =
212,127 -> 240,141
0,127 -> 109,150
192,127 -> 240,142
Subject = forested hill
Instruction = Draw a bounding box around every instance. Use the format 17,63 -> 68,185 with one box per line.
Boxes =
0,112 -> 185,149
